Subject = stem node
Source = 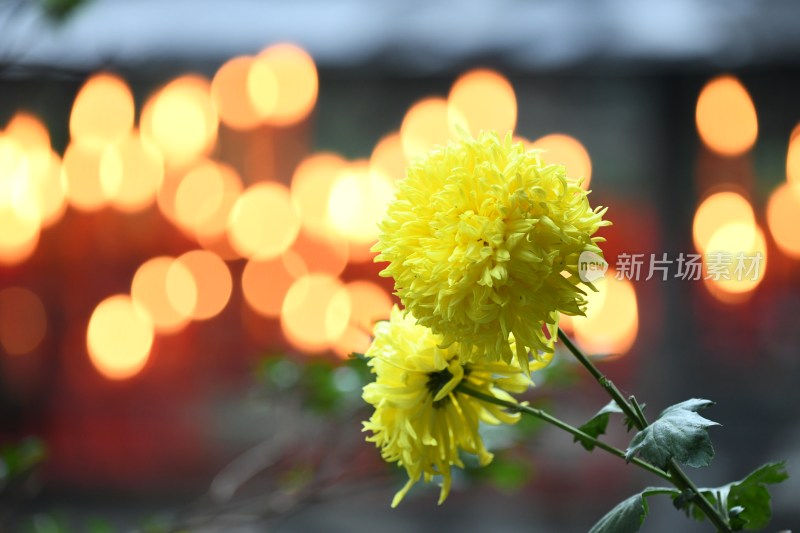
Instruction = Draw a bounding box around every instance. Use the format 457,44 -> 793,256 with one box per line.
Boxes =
556,328 -> 732,533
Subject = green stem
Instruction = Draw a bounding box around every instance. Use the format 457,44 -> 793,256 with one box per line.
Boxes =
629,396 -> 648,428
667,458 -> 731,532
455,384 -> 671,483
557,330 -> 644,429
556,329 -> 732,533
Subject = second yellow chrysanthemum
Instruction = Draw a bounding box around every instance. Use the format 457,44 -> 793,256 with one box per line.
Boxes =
362,306 -> 530,507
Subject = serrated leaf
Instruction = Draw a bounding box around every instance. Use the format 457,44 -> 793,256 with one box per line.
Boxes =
729,462 -> 788,530
589,494 -> 646,533
575,401 -> 624,450
683,462 -> 789,531
625,398 -> 719,469
589,488 -> 679,533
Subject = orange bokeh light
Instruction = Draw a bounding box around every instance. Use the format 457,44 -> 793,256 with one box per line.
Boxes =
154,173 -> 183,227
227,182 -> 301,259
332,281 -> 393,357
131,257 -> 197,334
290,152 -> 347,238
0,287 -> 47,355
195,162 -> 244,242
281,274 -> 351,354
70,73 -> 134,143
0,136 -> 40,265
4,114 -> 67,227
141,75 -> 218,167
703,223 -> 767,304
787,124 -> 800,184
250,43 -> 318,127
160,160 -> 243,246
195,234 -> 241,261
63,139 -> 109,212
247,59 -> 278,120
370,132 -> 407,181
692,190 -> 755,254
289,229 -> 349,277
5,112 -> 50,154
87,294 -> 154,380
570,272 -> 639,357
344,281 -> 392,331
4,113 -> 49,169
448,69 -> 517,136
33,152 -> 67,228
100,132 -> 164,213
174,161 -> 226,235
696,75 -> 758,157
174,250 -> 232,320
0,137 -> 28,179
212,56 -> 262,130
401,97 -> 457,160
529,134 -> 593,189
767,183 -> 800,259
327,161 -> 395,248
0,207 -> 40,265
242,254 -> 307,318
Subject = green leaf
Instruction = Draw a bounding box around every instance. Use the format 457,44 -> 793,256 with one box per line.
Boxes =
138,515 -> 180,533
575,400 -> 624,450
589,493 -> 646,533
303,361 -> 344,412
25,513 -> 70,533
87,518 -> 114,533
514,399 -> 550,437
344,356 -> 374,385
679,462 -> 789,531
40,0 -> 91,21
0,437 -> 47,482
484,456 -> 532,490
589,488 -> 679,533
255,354 -> 300,389
727,462 -> 788,530
625,399 -> 719,469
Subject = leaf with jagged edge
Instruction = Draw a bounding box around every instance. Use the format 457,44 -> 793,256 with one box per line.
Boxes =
674,462 -> 788,531
625,399 -> 719,469
576,400 -> 624,450
589,487 -> 680,533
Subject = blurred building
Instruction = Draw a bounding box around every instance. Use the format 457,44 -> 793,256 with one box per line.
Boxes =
1,1 -> 800,531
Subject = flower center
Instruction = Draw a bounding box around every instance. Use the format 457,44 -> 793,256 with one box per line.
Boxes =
426,367 -> 453,394
426,365 -> 471,409
426,368 -> 455,408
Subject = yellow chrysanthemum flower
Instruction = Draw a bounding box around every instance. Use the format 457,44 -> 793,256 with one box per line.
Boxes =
373,131 -> 610,371
362,305 -> 531,507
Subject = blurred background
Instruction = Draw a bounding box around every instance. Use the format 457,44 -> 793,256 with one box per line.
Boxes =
1,0 -> 800,531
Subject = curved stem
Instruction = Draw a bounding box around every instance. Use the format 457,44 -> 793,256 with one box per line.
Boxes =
556,329 -> 732,533
455,384 -> 672,483
557,330 -> 645,429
